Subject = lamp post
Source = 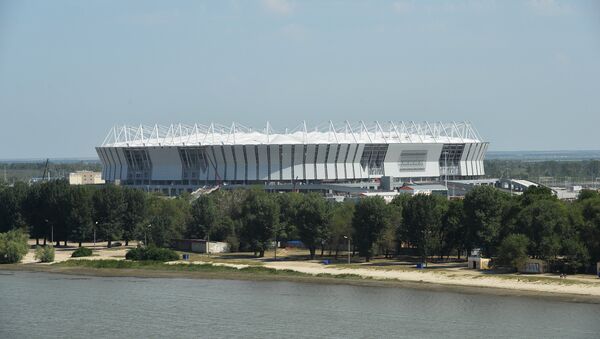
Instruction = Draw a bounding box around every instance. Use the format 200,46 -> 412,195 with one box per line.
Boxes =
343,235 -> 351,264
94,221 -> 98,247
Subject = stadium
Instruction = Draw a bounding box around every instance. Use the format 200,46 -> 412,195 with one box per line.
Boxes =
96,121 -> 488,195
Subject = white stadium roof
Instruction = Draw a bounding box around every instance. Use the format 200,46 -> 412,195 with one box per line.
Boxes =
100,121 -> 483,147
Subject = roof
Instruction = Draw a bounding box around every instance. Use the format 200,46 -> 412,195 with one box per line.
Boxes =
100,121 -> 484,147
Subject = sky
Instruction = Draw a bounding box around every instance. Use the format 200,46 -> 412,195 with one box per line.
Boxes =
0,0 -> 599,159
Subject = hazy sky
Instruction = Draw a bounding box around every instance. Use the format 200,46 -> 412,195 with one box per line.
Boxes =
1,0 -> 599,159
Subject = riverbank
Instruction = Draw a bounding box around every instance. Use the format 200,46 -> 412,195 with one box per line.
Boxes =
6,242 -> 600,304
3,260 -> 600,304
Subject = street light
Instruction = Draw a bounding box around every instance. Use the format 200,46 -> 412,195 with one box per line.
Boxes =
94,221 -> 98,247
343,235 -> 351,264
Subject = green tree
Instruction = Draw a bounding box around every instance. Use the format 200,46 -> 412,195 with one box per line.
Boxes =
93,185 -> 125,247
517,199 -> 567,258
440,199 -> 465,259
146,195 -> 189,247
22,184 -> 45,244
520,186 -> 556,206
463,186 -> 508,257
0,182 -> 28,233
240,189 -> 279,257
38,180 -> 72,246
403,194 -> 447,263
122,188 -> 147,246
352,197 -> 390,262
328,201 -> 355,258
496,234 -> 530,269
67,186 -> 93,247
578,196 -> 600,264
276,192 -> 303,243
296,193 -> 330,259
187,195 -> 217,239
390,194 -> 411,251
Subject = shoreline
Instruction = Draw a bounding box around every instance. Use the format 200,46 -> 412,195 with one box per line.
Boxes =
3,263 -> 600,305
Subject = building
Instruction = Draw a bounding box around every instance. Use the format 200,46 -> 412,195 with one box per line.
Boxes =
68,171 -> 105,185
467,256 -> 491,270
96,121 -> 488,195
172,239 -> 230,254
518,259 -> 548,274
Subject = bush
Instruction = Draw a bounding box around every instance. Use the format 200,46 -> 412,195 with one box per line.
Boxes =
71,247 -> 93,258
0,230 -> 29,264
35,245 -> 55,263
125,246 -> 179,261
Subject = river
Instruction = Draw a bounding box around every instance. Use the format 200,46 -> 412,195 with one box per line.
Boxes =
1,271 -> 599,338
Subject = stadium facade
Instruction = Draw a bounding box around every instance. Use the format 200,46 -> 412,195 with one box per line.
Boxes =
96,121 -> 488,195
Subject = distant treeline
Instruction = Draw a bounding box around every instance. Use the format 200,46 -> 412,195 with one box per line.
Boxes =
1,181 -> 600,273
484,159 -> 600,182
0,161 -> 101,183
2,159 -> 599,185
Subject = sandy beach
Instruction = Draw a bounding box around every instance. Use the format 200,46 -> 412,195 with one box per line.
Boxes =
7,242 -> 600,303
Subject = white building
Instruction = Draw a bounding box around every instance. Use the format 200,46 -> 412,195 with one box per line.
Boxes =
96,121 -> 488,195
68,171 -> 105,185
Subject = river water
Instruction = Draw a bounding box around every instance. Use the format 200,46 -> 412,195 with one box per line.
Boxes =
1,271 -> 599,338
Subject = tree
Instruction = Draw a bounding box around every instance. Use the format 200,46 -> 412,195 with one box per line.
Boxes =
276,192 -> 303,243
122,188 -> 147,246
187,195 -> 217,239
496,234 -> 529,270
578,196 -> 600,265
22,184 -> 45,244
146,195 -> 189,247
517,199 -> 568,259
296,193 -> 329,259
328,201 -> 355,258
520,186 -> 556,206
240,189 -> 278,257
0,182 -> 29,233
92,185 -> 125,247
440,199 -> 465,259
67,186 -> 93,247
352,197 -> 390,262
463,186 -> 508,257
38,180 -> 72,246
390,194 -> 411,252
402,194 -> 447,263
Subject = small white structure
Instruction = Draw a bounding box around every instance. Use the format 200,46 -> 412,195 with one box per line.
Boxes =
172,239 -> 230,254
467,256 -> 490,270
518,259 -> 548,274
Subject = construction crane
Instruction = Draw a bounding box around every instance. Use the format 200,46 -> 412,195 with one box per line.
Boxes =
41,158 -> 50,181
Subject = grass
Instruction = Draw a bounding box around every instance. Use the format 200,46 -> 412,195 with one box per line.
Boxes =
56,260 -> 308,277
176,252 -> 264,266
54,259 -> 377,282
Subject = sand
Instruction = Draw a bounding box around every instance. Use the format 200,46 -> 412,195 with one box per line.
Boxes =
12,243 -> 600,301
263,261 -> 600,297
